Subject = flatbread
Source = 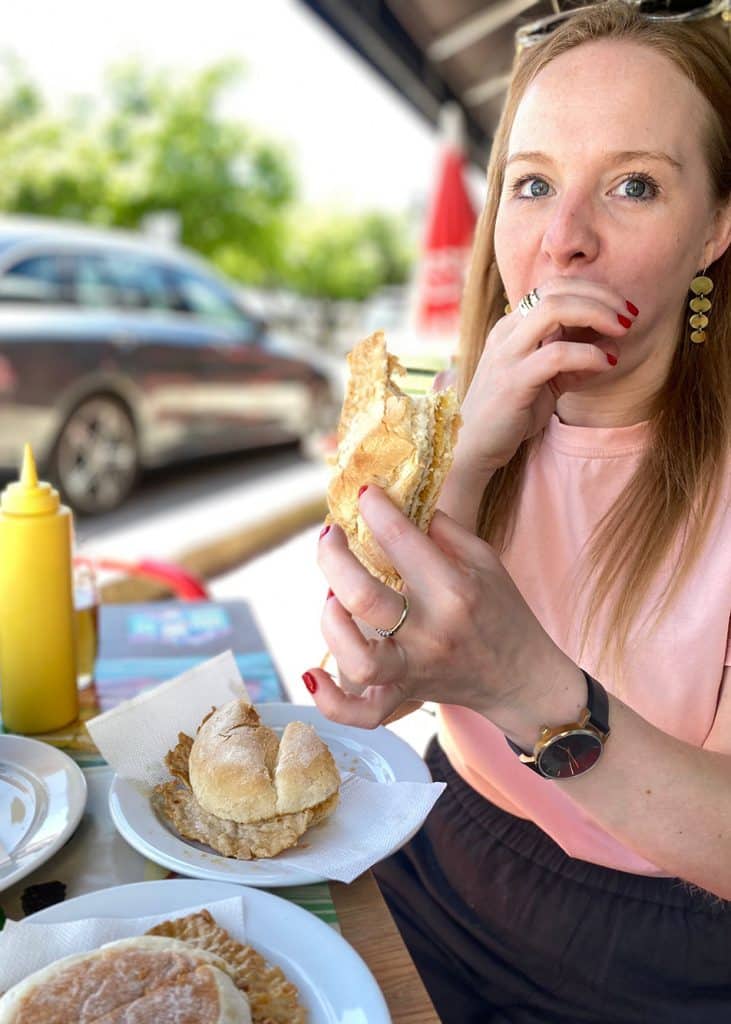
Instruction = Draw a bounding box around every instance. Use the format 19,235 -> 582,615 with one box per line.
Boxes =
147,911 -> 307,1024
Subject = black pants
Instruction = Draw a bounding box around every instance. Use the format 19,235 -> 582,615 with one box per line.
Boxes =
374,739 -> 731,1024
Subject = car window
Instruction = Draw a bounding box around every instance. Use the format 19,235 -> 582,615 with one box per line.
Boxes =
74,253 -> 172,311
0,254 -> 70,303
166,268 -> 254,336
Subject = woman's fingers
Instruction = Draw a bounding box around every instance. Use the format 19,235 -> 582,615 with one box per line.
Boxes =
355,486 -> 479,595
521,339 -> 617,388
318,523 -> 406,630
519,276 -> 633,321
508,292 -> 631,356
321,592 -> 405,692
303,666 -> 409,729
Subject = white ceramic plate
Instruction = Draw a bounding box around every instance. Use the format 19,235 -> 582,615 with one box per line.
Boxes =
109,702 -> 431,887
28,878 -> 391,1024
0,735 -> 87,893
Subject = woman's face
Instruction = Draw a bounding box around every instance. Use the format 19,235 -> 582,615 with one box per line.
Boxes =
494,39 -> 729,389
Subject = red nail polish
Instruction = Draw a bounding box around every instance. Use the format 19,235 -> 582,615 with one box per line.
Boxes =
326,588 -> 334,600
302,671 -> 317,694
626,300 -> 639,316
607,353 -> 618,366
617,313 -> 632,329
319,524 -> 331,540
358,485 -> 369,499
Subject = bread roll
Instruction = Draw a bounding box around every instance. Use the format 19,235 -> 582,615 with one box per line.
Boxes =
0,936 -> 251,1024
189,700 -> 280,824
188,699 -> 340,824
327,330 -> 461,589
275,720 -> 341,815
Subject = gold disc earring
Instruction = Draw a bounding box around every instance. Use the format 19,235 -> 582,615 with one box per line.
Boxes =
688,273 -> 713,344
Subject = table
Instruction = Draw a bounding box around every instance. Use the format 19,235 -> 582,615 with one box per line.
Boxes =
332,872 -> 440,1023
0,599 -> 442,1023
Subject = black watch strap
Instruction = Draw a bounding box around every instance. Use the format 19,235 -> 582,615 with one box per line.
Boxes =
505,669 -> 609,761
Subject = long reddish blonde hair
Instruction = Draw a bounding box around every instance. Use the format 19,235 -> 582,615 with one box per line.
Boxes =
458,1 -> 731,675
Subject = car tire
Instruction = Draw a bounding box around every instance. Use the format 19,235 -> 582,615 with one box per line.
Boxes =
50,395 -> 139,515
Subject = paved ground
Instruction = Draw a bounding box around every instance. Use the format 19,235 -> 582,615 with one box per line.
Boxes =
76,445 -> 328,565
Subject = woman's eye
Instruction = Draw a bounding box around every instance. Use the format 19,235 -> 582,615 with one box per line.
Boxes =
615,176 -> 658,200
514,177 -> 551,199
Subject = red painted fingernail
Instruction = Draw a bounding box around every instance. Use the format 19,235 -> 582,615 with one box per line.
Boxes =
626,301 -> 639,316
617,313 -> 632,329
326,588 -> 334,599
607,353 -> 618,366
358,485 -> 369,498
302,671 -> 318,694
319,524 -> 331,540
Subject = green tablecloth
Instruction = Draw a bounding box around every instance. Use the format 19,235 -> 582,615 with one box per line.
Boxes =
0,765 -> 339,930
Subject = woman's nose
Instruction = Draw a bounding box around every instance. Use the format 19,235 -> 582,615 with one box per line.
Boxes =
541,196 -> 600,268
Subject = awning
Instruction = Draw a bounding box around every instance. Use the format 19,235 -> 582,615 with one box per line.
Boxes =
296,0 -> 564,169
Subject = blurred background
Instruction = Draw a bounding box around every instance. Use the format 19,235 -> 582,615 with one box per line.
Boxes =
0,0 -> 553,689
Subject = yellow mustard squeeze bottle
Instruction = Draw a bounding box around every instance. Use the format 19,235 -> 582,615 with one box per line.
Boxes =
0,444 -> 78,733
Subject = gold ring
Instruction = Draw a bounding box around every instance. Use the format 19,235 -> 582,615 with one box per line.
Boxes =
375,593 -> 410,639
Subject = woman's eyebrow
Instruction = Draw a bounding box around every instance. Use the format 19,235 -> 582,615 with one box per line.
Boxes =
505,150 -> 552,168
608,149 -> 683,171
506,149 -> 683,171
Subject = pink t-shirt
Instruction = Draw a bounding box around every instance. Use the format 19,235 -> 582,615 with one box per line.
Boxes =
439,413 -> 731,875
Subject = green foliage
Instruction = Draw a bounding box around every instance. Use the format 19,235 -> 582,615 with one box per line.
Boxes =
0,54 -> 42,131
285,209 -> 414,301
0,58 -> 296,283
0,56 -> 414,300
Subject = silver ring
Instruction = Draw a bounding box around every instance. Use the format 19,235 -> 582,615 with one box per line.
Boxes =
375,593 -> 410,639
518,288 -> 540,317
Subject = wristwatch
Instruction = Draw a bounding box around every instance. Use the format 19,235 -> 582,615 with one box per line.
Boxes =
505,670 -> 610,780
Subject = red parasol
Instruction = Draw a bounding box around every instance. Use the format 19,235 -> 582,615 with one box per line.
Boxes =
414,142 -> 477,337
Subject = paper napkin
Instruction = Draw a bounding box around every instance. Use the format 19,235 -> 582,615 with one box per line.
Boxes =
0,895 -> 245,993
86,650 -> 445,883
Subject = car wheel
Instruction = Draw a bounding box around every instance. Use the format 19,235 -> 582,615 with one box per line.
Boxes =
51,395 -> 139,515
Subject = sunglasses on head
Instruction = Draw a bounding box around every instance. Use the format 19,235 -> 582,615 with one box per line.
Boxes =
516,0 -> 730,49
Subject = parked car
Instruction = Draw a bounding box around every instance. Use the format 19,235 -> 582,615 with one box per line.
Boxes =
0,216 -> 340,514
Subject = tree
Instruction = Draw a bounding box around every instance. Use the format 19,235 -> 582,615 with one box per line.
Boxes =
286,209 -> 413,301
0,56 -> 415,316
283,208 -> 415,342
0,58 -> 296,284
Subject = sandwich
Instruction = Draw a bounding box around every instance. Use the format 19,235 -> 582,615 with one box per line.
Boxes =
153,698 -> 340,859
0,909 -> 308,1024
326,330 -> 461,589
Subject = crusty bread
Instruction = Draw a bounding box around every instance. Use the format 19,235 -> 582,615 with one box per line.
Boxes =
189,700 -> 280,824
0,936 -> 251,1024
327,330 -> 461,589
155,700 -> 340,859
274,720 -> 340,815
147,910 -> 307,1024
188,700 -> 339,824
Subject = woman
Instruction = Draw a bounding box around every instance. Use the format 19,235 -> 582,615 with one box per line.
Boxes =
303,2 -> 731,1021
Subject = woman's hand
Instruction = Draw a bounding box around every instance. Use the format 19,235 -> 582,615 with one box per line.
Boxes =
457,277 -> 636,476
305,485 -> 582,736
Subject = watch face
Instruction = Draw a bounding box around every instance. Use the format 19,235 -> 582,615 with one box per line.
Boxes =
537,730 -> 603,779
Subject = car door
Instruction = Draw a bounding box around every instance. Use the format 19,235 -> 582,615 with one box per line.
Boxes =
163,264 -> 313,449
0,250 -> 81,466
70,249 -> 220,461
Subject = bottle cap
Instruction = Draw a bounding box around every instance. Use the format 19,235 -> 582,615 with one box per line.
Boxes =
1,444 -> 61,516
